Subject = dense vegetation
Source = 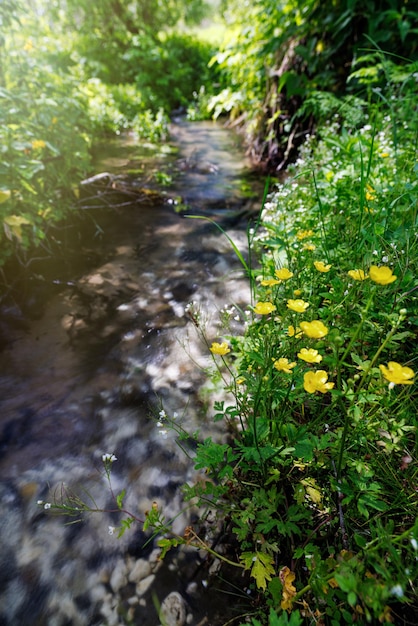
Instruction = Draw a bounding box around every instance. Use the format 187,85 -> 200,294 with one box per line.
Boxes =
4,0 -> 417,623
0,0 -> 217,284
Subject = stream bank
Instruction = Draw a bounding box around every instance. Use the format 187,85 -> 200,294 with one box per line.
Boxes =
0,120 -> 262,625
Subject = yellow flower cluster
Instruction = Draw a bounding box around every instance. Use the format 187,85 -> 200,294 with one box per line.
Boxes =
348,265 -> 397,285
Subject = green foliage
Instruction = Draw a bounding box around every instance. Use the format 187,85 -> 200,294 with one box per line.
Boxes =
0,0 -> 214,276
208,0 -> 418,168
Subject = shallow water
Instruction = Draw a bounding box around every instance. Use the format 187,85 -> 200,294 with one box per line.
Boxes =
0,120 -> 261,625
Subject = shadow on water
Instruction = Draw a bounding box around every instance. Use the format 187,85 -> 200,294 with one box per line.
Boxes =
0,119 -> 263,626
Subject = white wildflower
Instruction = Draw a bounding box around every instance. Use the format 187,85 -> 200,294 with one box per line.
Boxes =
102,453 -> 117,463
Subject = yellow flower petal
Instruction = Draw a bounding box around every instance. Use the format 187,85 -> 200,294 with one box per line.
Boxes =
379,361 -> 414,385
288,325 -> 302,338
314,261 -> 332,273
300,320 -> 329,339
287,299 -> 309,313
210,341 -> 230,356
254,301 -> 276,315
298,348 -> 323,363
273,357 -> 296,374
348,269 -> 368,281
303,370 -> 334,393
296,229 -> 314,241
260,278 -> 280,286
369,265 -> 397,285
274,268 -> 293,281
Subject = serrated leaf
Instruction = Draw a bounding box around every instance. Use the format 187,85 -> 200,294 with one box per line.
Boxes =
241,551 -> 275,590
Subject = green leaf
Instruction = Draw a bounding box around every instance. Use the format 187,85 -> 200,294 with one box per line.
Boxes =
241,551 -> 275,590
157,537 -> 181,559
116,489 -> 126,509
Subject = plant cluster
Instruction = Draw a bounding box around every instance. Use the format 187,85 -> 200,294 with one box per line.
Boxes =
175,68 -> 417,623
206,0 -> 418,169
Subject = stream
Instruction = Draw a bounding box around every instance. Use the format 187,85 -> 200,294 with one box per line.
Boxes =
0,120 -> 262,626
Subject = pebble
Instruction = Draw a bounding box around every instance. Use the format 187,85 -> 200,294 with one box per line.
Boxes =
136,573 -> 155,597
110,560 -> 128,593
128,558 -> 151,583
159,591 -> 187,626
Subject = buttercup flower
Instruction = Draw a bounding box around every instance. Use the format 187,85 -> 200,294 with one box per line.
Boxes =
304,370 -> 334,393
348,269 -> 368,281
298,348 -> 323,363
379,361 -> 414,385
287,299 -> 309,313
254,301 -> 276,315
300,320 -> 329,339
210,341 -> 230,356
273,357 -> 296,374
261,278 -> 280,286
369,265 -> 397,285
303,243 -> 316,251
275,268 -> 293,280
296,229 -> 314,241
314,261 -> 332,273
288,325 -> 302,338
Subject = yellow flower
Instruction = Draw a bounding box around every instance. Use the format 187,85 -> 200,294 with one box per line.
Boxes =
273,357 -> 296,374
260,278 -> 280,286
288,325 -> 302,338
303,243 -> 316,251
274,268 -> 293,281
236,377 -> 245,385
31,139 -> 46,150
365,185 -> 376,202
210,341 -> 230,356
348,269 -> 368,281
293,289 -> 302,296
300,320 -> 329,339
296,229 -> 314,241
254,301 -> 276,315
380,152 -> 389,158
298,348 -> 323,363
379,361 -> 415,385
304,370 -> 334,394
314,261 -> 332,273
369,265 -> 397,285
287,299 -> 310,313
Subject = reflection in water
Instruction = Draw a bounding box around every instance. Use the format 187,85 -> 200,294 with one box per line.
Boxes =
0,120 -> 262,625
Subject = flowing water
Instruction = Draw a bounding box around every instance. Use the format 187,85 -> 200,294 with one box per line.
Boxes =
0,120 -> 262,626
